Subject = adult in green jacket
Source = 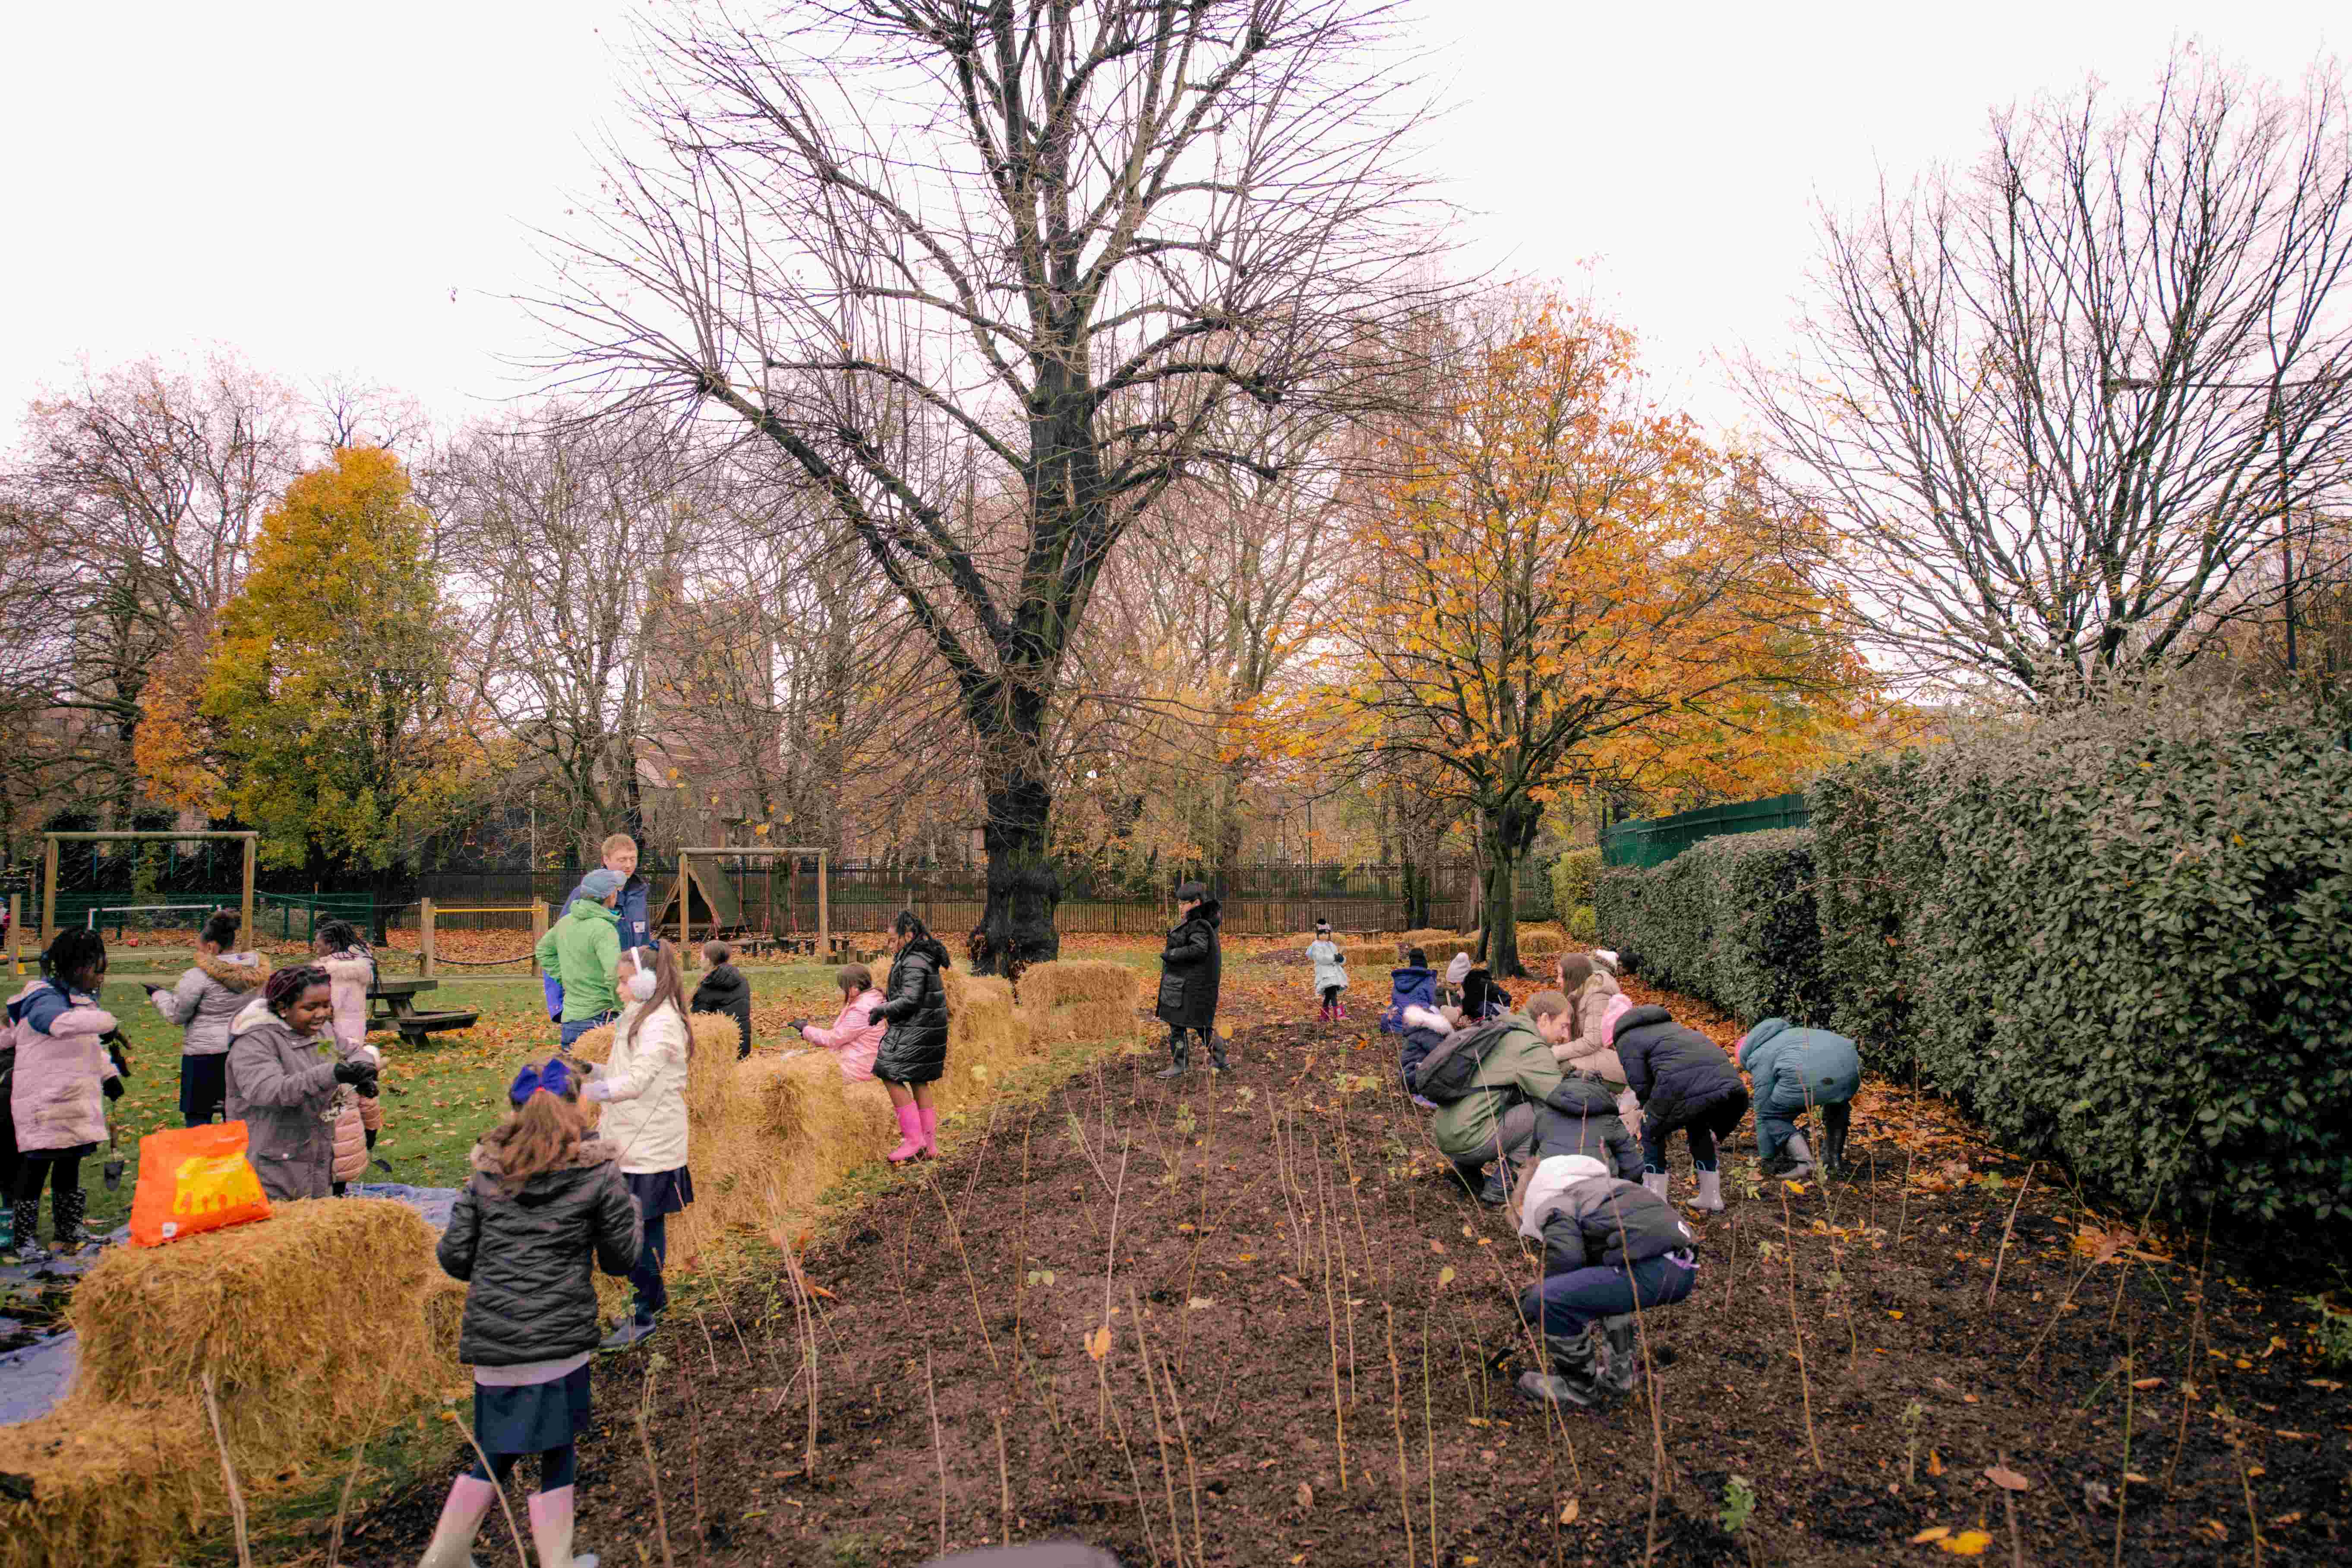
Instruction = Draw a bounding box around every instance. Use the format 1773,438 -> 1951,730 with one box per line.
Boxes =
1428,1012 -> 1566,1206
1738,1017 -> 1862,1176
534,870 -> 623,1046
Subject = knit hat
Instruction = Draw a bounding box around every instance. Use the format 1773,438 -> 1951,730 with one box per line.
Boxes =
1175,880 -> 1208,904
1444,953 -> 1472,986
579,868 -> 624,902
1591,949 -> 1620,972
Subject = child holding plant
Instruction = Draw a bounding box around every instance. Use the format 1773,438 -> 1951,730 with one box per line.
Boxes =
423,1056 -> 639,1568
579,941 -> 694,1349
789,964 -> 884,1083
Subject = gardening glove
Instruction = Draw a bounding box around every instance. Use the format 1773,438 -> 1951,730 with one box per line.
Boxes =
786,1018 -> 810,1033
581,1080 -> 616,1103
332,1060 -> 375,1086
103,1075 -> 125,1101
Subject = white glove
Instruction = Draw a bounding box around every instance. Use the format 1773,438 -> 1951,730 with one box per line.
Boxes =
582,1080 -> 615,1103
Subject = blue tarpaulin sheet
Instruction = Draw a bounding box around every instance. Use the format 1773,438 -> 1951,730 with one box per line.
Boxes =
0,1184 -> 460,1426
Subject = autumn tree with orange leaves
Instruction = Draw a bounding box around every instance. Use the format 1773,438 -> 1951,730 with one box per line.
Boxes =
1311,295 -> 1870,976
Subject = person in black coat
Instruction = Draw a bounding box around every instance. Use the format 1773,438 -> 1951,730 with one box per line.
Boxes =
1613,1003 -> 1750,1213
689,941 -> 755,1059
1153,881 -> 1223,1077
873,912 -> 953,1161
427,1057 -> 640,1568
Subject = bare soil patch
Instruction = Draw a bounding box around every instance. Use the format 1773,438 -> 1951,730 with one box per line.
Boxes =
337,992 -> 2350,1566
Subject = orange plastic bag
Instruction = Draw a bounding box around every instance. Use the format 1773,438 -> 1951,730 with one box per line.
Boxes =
128,1120 -> 272,1246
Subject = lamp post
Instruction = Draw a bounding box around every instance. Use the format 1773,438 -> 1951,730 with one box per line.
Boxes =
2100,371 -> 2351,676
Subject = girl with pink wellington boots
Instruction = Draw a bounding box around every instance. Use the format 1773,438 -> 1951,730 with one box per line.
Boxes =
871,912 -> 952,1161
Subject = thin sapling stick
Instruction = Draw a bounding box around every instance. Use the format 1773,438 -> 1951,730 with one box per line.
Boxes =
1984,1161 -> 2036,1307
1386,1303 -> 1418,1568
1782,1188 -> 1824,1472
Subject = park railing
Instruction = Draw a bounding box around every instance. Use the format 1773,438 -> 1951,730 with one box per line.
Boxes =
1599,792 -> 1812,869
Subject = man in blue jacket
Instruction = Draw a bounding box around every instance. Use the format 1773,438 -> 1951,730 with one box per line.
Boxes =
1738,1017 -> 1863,1177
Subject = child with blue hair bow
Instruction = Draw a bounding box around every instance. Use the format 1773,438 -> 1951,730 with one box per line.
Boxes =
423,1057 -> 638,1568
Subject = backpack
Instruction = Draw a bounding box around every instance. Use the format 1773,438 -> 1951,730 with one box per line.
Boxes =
1411,1018 -> 1516,1106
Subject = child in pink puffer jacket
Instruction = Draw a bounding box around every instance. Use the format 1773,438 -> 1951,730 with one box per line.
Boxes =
790,965 -> 883,1083
5,929 -> 126,1259
313,921 -> 382,1193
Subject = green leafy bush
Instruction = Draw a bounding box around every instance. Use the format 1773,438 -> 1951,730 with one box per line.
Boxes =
1810,702 -> 2352,1230
1563,903 -> 1597,942
1549,847 -> 1601,920
1591,829 -> 1828,1025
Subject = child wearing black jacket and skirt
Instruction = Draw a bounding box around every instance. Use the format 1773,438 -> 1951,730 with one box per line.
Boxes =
1513,1153 -> 1700,1408
423,1057 -> 639,1568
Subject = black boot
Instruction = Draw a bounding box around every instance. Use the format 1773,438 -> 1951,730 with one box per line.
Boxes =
12,1198 -> 46,1262
1153,1032 -> 1191,1079
53,1189 -> 87,1253
1597,1314 -> 1641,1398
1518,1324 -> 1610,1408
1208,1032 -> 1230,1073
1824,1121 -> 1849,1174
1477,1157 -> 1515,1207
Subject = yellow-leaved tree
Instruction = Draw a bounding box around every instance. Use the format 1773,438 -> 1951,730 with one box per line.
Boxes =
1310,293 -> 1871,975
136,447 -> 477,894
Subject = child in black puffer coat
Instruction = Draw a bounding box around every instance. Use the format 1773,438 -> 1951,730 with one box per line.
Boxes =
1613,1003 -> 1750,1214
426,1058 -> 639,1568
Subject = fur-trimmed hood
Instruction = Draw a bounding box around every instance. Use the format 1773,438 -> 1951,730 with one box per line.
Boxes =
1401,1003 -> 1453,1037
196,952 -> 264,991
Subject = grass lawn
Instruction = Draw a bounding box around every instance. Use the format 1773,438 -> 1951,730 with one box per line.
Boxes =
71,962 -> 852,1238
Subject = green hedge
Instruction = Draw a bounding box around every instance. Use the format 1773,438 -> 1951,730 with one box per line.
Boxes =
1593,829 -> 1829,1026
1809,714 -> 2352,1229
1549,847 -> 1601,919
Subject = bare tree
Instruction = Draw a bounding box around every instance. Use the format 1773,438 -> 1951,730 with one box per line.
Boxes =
539,0 -> 1444,967
1743,52 -> 2352,700
2,353 -> 306,825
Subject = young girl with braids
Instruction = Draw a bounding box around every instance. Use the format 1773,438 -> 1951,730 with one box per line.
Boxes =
421,1057 -> 638,1568
224,965 -> 378,1203
4,929 -> 128,1258
576,942 -> 693,1350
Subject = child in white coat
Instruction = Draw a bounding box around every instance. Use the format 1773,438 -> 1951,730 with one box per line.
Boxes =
1305,919 -> 1348,1022
578,941 -> 694,1350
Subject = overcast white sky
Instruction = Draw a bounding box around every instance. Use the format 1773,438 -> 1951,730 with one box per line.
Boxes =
2,1 -> 2338,447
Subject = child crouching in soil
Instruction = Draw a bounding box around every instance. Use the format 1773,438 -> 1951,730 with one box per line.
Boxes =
425,1057 -> 639,1568
790,965 -> 884,1082
1514,1153 -> 1699,1409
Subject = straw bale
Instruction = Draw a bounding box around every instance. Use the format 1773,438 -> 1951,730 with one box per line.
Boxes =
1399,928 -> 1468,955
0,1394 -> 214,1568
70,1198 -> 453,1464
0,1199 -> 467,1568
1017,960 -> 1140,1044
1517,927 -> 1566,960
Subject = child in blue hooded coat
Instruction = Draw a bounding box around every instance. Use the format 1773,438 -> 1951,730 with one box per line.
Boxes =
1378,947 -> 1437,1034
1738,1018 -> 1862,1176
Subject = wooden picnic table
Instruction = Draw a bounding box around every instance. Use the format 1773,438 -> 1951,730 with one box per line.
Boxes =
366,976 -> 479,1045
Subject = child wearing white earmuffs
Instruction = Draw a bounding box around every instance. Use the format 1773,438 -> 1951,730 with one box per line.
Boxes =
572,940 -> 693,1351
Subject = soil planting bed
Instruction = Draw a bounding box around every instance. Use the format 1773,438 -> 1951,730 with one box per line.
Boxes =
340,981 -> 2349,1566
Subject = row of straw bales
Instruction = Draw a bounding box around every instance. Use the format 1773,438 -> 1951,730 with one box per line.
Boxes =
1014,960 -> 1140,1046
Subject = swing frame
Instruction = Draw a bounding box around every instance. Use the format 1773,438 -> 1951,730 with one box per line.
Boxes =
38,830 -> 258,947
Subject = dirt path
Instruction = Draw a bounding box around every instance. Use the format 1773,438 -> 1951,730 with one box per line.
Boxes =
338,985 -> 2348,1566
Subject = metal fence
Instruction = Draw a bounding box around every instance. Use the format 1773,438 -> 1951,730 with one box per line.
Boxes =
414,861 -> 1491,936
1599,792 -> 1812,869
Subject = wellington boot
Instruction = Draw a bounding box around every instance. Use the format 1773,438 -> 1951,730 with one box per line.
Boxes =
1153,1035 -> 1191,1079
1690,1169 -> 1724,1212
53,1189 -> 87,1251
1783,1134 -> 1816,1177
1519,1325 -> 1610,1408
1823,1123 -> 1849,1174
1598,1314 -> 1642,1399
528,1483 -> 599,1568
1641,1171 -> 1669,1202
416,1472 -> 496,1568
1208,1035 -> 1230,1073
917,1104 -> 939,1158
887,1103 -> 926,1162
9,1199 -> 43,1264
